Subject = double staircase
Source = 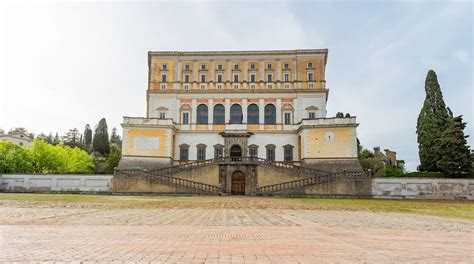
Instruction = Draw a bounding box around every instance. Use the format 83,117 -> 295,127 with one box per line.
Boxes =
114,157 -> 368,195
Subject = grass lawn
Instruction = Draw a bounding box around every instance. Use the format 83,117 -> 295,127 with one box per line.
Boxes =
0,193 -> 473,220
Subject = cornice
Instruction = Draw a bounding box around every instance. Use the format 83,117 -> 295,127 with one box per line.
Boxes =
148,49 -> 328,60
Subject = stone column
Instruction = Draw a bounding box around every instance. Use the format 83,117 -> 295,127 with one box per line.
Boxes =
226,60 -> 231,81
191,99 -> 197,129
259,98 -> 265,128
242,98 -> 248,124
208,98 -> 214,129
276,60 -> 282,81
276,98 -> 282,125
224,99 -> 231,123
193,61 -> 199,82
259,60 -> 265,81
293,98 -> 298,123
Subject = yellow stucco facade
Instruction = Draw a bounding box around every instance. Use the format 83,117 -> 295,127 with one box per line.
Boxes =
305,128 -> 355,158
123,128 -> 169,157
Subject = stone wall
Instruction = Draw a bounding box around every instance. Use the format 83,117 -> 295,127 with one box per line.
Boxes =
0,174 -> 112,193
372,178 -> 474,200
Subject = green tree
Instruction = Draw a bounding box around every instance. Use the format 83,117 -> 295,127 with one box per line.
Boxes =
436,116 -> 472,176
0,141 -> 33,173
84,124 -> 92,146
416,70 -> 450,171
63,128 -> 81,148
336,112 -> 344,118
64,146 -> 94,173
52,132 -> 60,145
9,127 -> 28,134
344,113 -> 351,118
106,144 -> 122,173
30,139 -> 66,173
92,118 -> 110,156
110,127 -> 122,147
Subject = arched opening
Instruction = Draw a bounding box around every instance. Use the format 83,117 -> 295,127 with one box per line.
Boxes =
197,104 -> 208,124
213,104 -> 225,124
230,145 -> 242,161
230,104 -> 243,124
264,104 -> 276,124
247,104 -> 259,124
231,171 -> 245,195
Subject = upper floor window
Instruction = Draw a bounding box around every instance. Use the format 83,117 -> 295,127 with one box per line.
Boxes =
250,74 -> 256,83
197,104 -> 208,124
234,64 -> 239,70
308,112 -> 316,119
284,73 -> 290,82
184,74 -> 190,83
213,104 -> 225,124
267,73 -> 273,82
217,64 -> 223,70
284,112 -> 291,125
230,104 -> 243,124
307,62 -> 313,68
264,104 -> 276,125
308,73 -> 314,81
284,145 -> 293,162
250,64 -> 256,70
162,64 -> 168,70
267,63 -> 272,69
284,63 -> 289,69
159,112 -> 166,119
184,64 -> 190,71
182,112 -> 189,125
197,144 -> 207,160
161,74 -> 167,82
233,74 -> 239,82
247,104 -> 259,124
201,64 -> 206,70
217,74 -> 223,83
201,74 -> 206,83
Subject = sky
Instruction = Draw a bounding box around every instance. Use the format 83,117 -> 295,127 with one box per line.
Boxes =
0,0 -> 472,171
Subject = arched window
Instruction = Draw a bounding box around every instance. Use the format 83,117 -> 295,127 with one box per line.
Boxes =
247,104 -> 259,124
213,104 -> 225,124
264,104 -> 276,124
197,104 -> 208,124
230,104 -> 243,124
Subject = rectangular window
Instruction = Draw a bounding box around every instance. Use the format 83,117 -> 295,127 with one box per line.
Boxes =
284,63 -> 289,69
182,112 -> 189,125
308,73 -> 314,81
284,73 -> 290,82
201,74 -> 206,83
267,63 -> 272,69
307,62 -> 313,68
162,64 -> 167,70
234,64 -> 239,70
266,148 -> 275,161
159,112 -> 166,119
250,64 -> 256,70
217,74 -> 223,83
180,147 -> 189,160
201,64 -> 206,70
267,73 -> 273,82
284,112 -> 291,125
184,64 -> 190,70
250,74 -> 256,83
184,74 -> 190,83
284,148 -> 293,162
161,74 -> 167,82
309,112 -> 316,119
234,74 -> 239,82
197,147 -> 206,160
217,64 -> 223,70
249,148 -> 258,158
214,147 -> 223,159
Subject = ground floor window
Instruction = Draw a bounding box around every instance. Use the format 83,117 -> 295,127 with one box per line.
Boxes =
284,145 -> 293,162
266,145 -> 275,161
214,144 -> 223,159
197,144 -> 207,160
249,145 -> 258,159
179,144 -> 189,160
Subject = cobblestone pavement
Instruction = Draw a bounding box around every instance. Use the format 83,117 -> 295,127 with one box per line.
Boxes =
1,197 -> 473,263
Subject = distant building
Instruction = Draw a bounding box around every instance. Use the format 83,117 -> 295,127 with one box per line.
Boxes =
373,147 -> 398,167
0,133 -> 33,147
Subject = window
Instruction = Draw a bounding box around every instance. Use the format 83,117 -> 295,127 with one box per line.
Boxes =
162,64 -> 167,70
266,145 -> 275,161
308,73 -> 314,81
247,104 -> 259,124
233,74 -> 239,82
267,63 -> 272,69
284,63 -> 289,69
284,73 -> 290,82
250,74 -> 256,83
182,112 -> 189,125
179,144 -> 189,160
284,112 -> 291,125
214,145 -> 223,159
284,145 -> 293,162
213,104 -> 225,124
201,74 -> 206,83
309,112 -> 316,119
307,62 -> 313,68
267,73 -> 273,82
264,104 -> 276,124
217,74 -> 223,83
217,64 -> 223,70
249,146 -> 258,159
250,64 -> 256,70
184,64 -> 190,70
161,74 -> 167,82
197,104 -> 208,124
230,104 -> 243,124
201,64 -> 206,70
197,144 -> 206,160
234,64 -> 239,70
159,112 -> 166,119
184,74 -> 190,83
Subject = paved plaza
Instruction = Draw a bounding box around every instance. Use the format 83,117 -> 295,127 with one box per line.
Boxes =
1,195 -> 473,263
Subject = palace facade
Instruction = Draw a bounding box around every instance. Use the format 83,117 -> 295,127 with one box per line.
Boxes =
118,49 -> 360,172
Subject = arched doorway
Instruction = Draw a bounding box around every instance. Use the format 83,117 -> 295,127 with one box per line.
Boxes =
231,171 -> 245,195
230,145 -> 242,161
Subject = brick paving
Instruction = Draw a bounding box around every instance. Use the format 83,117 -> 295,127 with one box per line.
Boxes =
1,197 -> 473,263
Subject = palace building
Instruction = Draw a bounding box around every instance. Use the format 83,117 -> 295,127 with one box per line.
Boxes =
118,49 -> 361,171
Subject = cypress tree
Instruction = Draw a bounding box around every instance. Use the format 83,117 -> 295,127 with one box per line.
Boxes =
84,124 -> 92,146
416,70 -> 449,171
92,118 -> 110,156
436,116 -> 472,176
110,127 -> 122,147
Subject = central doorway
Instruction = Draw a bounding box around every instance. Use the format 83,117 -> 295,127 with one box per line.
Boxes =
231,171 -> 245,195
230,145 -> 242,161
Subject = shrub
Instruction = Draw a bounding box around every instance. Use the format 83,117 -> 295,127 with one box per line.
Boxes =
0,141 -> 33,173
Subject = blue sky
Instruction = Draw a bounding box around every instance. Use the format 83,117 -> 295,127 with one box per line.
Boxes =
0,1 -> 472,170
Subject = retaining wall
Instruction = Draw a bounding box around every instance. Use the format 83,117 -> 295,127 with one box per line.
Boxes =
0,174 -> 113,193
372,178 -> 474,200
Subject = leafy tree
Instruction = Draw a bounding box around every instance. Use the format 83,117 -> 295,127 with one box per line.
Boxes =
110,127 -> 122,147
436,116 -> 472,176
64,146 -> 94,173
107,144 -> 122,173
344,113 -> 351,118
9,127 -> 28,134
63,128 -> 81,148
0,141 -> 33,173
83,124 -> 92,146
92,118 -> 110,156
336,112 -> 344,118
417,70 -> 450,171
30,139 -> 66,173
359,158 -> 384,177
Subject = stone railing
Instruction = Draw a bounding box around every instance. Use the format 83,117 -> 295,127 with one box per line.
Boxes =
300,117 -> 357,126
123,117 -> 174,126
